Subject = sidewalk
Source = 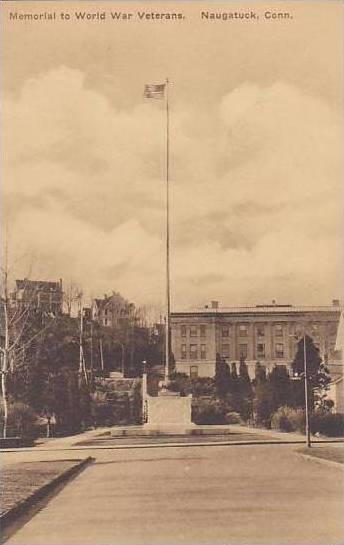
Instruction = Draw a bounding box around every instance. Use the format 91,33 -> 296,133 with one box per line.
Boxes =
1,428 -> 109,466
33,427 -> 110,450
231,423 -> 344,443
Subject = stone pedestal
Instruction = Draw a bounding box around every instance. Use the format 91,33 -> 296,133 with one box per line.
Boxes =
144,392 -> 194,434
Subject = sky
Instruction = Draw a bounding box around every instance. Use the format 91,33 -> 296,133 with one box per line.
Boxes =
1,1 -> 343,311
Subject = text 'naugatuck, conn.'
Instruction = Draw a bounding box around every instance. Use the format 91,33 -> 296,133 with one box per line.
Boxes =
8,9 -> 293,22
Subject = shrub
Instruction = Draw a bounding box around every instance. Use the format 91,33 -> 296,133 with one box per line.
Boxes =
168,372 -> 191,396
0,401 -> 37,438
91,401 -> 115,427
311,412 -> 344,437
271,406 -> 305,433
252,382 -> 274,428
190,377 -> 216,397
192,397 -> 231,425
226,411 -> 241,424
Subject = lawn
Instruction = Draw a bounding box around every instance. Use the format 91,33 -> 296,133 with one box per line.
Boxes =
298,445 -> 344,464
1,460 -> 85,517
77,432 -> 274,446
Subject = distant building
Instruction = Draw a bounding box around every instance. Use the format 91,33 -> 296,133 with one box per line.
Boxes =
11,279 -> 63,315
82,307 -> 92,322
92,292 -> 136,328
327,311 -> 344,413
328,376 -> 344,413
171,300 -> 341,379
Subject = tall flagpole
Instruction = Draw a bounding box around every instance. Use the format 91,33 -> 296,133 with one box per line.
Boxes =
165,78 -> 170,384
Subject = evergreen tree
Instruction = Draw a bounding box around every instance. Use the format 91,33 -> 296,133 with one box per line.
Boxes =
237,356 -> 253,420
231,361 -> 238,381
291,335 -> 331,410
253,380 -> 274,427
215,353 -> 232,398
268,365 -> 292,412
254,361 -> 267,384
239,356 -> 251,383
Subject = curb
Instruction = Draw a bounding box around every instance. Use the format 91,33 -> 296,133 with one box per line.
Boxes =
0,440 -> 308,452
2,437 -> 343,454
298,452 -> 344,470
0,456 -> 94,529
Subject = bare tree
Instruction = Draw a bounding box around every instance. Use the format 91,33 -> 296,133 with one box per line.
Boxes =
0,257 -> 55,438
63,280 -> 83,316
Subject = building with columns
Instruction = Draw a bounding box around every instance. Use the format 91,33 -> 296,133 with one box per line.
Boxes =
171,300 -> 341,379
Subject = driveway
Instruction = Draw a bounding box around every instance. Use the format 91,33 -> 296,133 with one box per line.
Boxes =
4,443 -> 344,545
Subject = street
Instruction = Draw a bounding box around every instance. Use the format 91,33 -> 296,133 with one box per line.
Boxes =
3,443 -> 344,545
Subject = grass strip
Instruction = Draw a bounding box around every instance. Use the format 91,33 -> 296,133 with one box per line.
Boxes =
1,458 -> 93,526
298,446 -> 344,465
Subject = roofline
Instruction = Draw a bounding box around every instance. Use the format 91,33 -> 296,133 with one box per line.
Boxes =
171,305 -> 341,317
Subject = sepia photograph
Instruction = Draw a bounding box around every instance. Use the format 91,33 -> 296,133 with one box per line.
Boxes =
1,1 -> 343,544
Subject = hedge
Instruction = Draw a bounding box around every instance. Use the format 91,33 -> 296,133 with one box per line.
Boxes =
271,406 -> 344,437
311,412 -> 344,437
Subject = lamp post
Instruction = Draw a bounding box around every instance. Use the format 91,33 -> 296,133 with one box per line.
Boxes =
302,335 -> 311,448
291,333 -> 311,448
113,340 -> 125,376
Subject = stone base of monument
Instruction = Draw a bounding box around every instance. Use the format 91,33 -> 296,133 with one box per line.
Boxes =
143,391 -> 195,434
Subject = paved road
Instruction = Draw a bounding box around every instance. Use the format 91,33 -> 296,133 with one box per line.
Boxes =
4,443 -> 344,545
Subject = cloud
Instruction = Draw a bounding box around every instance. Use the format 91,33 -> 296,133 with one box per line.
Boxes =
3,68 -> 342,308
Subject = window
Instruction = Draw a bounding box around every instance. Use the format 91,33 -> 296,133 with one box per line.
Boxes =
275,343 -> 284,358
181,325 -> 187,337
329,323 -> 337,335
104,318 -> 109,326
221,344 -> 230,359
181,344 -> 187,360
200,325 -> 206,338
239,344 -> 248,359
190,326 -> 197,337
239,325 -> 248,337
201,344 -> 206,360
311,324 -> 320,338
330,343 -> 341,358
295,324 -> 304,337
190,366 -> 198,379
275,324 -> 283,337
222,326 -> 230,337
256,325 -> 265,337
190,344 -> 198,359
329,342 -> 336,356
257,343 -> 265,358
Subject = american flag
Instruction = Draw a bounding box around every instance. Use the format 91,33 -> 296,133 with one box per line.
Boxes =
144,83 -> 166,99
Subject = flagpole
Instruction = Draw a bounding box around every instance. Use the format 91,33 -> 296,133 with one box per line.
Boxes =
165,77 -> 170,384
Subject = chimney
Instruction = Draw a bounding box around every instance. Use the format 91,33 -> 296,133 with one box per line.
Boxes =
211,300 -> 219,309
332,299 -> 340,307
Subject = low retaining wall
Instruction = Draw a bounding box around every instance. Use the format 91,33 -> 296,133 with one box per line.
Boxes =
0,437 -> 34,449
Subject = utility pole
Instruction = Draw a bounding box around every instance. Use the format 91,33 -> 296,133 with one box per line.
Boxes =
78,300 -> 88,384
290,332 -> 311,448
303,335 -> 311,448
99,338 -> 104,374
90,321 -> 94,385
